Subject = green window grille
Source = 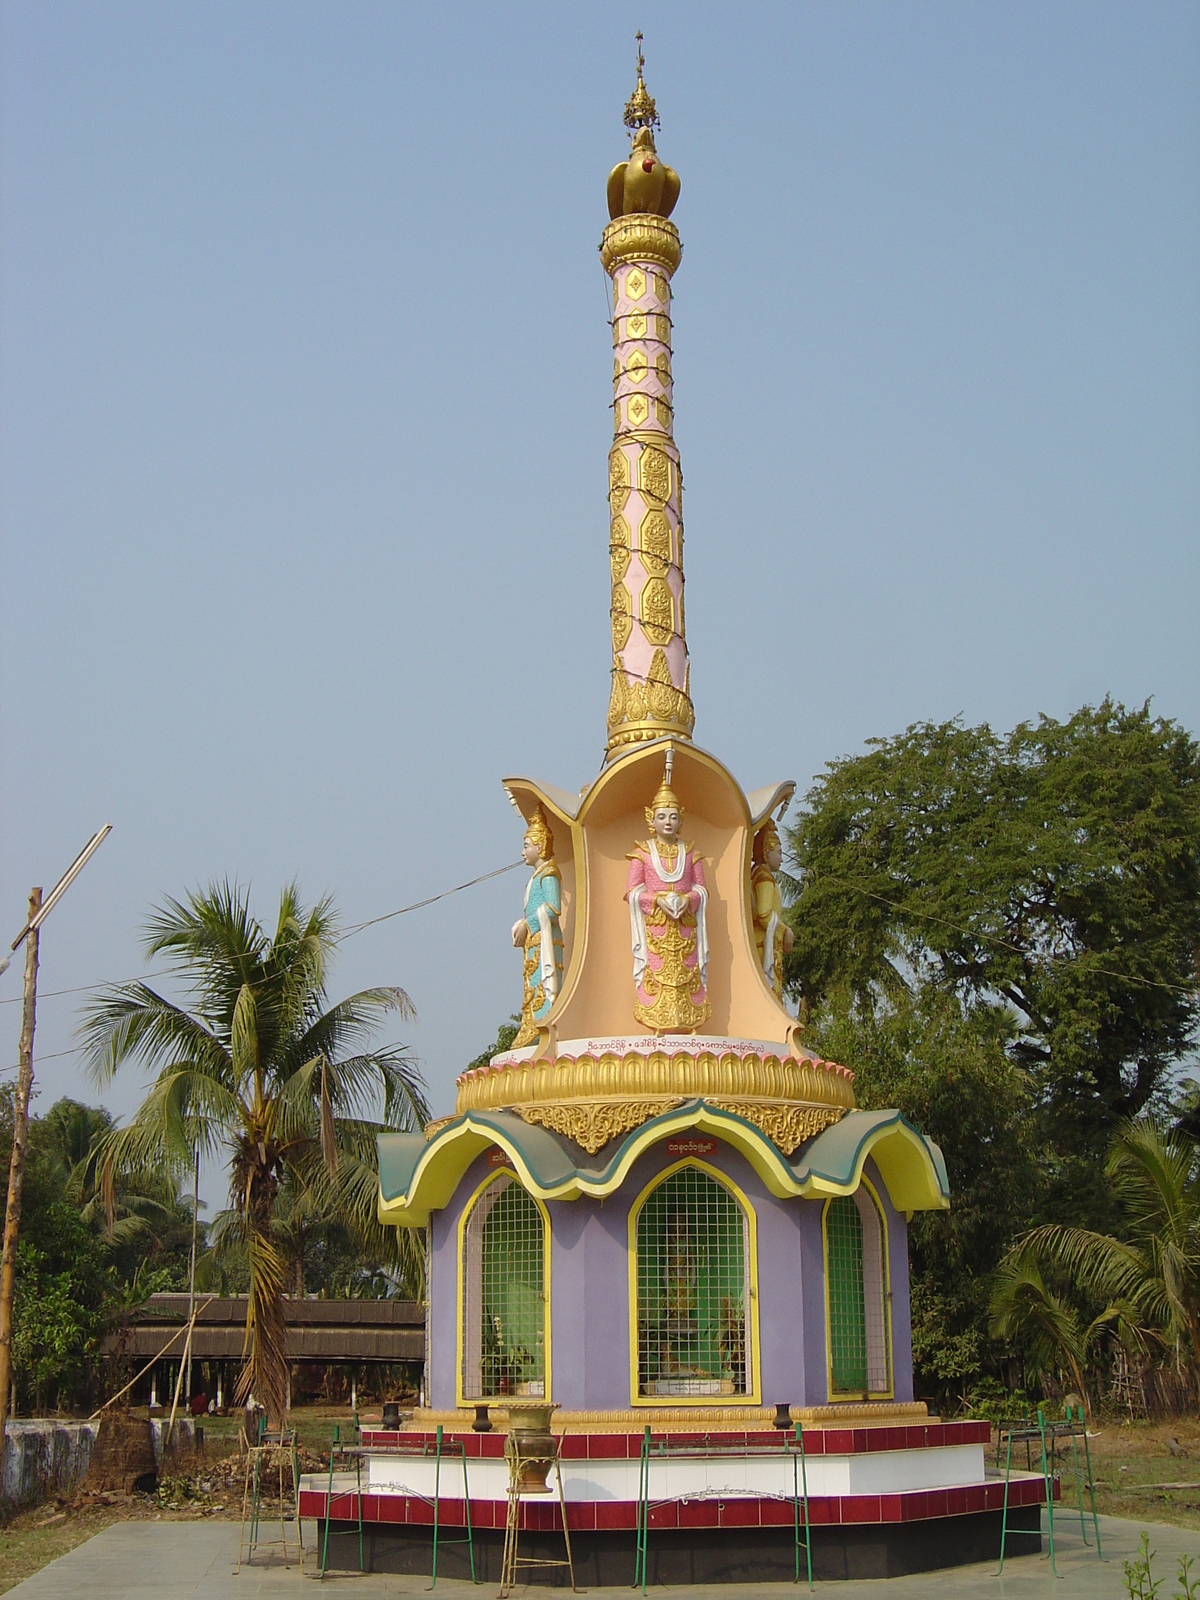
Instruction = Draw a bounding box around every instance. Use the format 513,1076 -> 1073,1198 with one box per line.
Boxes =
826,1196 -> 868,1394
635,1166 -> 749,1398
461,1174 -> 546,1401
826,1189 -> 891,1397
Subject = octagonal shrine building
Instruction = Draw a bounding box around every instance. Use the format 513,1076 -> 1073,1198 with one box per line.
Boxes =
375,58 -> 946,1424
344,49 -> 1044,1584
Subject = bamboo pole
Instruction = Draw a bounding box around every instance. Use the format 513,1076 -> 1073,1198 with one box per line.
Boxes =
89,1295 -> 216,1420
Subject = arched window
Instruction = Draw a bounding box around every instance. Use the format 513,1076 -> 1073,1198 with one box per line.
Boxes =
824,1185 -> 892,1398
459,1173 -> 547,1403
633,1164 -> 754,1400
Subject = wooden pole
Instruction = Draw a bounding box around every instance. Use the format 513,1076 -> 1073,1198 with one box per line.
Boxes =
185,1147 -> 199,1402
0,889 -> 41,1448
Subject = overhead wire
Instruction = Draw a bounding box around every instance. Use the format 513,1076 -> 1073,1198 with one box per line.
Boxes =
0,858 -> 526,1009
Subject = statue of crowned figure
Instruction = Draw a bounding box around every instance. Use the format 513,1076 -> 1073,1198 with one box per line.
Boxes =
625,755 -> 711,1033
751,814 -> 795,999
511,804 -> 563,1048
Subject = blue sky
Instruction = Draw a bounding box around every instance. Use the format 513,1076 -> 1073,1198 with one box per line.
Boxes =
2,3 -> 1197,1211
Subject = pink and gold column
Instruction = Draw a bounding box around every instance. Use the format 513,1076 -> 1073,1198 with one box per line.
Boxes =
601,56 -> 694,760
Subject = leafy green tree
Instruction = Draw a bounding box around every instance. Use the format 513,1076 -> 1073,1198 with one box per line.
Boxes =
466,1016 -> 520,1074
784,700 -> 1200,1176
11,1201 -> 109,1413
82,882 -> 429,1421
807,987 -> 1036,1407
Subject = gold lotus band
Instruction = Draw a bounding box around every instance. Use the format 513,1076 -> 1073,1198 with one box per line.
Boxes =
454,1046 -> 855,1153
600,215 -> 682,276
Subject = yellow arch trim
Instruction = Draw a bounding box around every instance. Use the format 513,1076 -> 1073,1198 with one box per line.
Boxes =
821,1175 -> 893,1403
625,1158 -> 762,1408
454,1168 -> 553,1411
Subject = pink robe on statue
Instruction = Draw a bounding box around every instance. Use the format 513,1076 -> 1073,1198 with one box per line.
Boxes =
625,840 -> 711,1031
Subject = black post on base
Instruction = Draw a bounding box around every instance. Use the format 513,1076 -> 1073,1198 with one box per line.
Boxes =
472,1405 -> 492,1433
773,1401 -> 793,1429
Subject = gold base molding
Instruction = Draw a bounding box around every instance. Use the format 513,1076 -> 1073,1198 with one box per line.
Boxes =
453,1044 -> 855,1155
406,1401 -> 928,1434
607,652 -> 695,754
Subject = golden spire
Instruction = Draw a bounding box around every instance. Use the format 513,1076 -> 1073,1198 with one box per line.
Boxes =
606,35 -> 680,225
624,32 -> 659,134
601,41 -> 690,760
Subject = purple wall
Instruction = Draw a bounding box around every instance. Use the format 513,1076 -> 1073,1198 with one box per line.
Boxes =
426,1140 -> 915,1413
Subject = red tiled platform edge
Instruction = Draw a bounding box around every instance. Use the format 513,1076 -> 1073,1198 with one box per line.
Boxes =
303,1422 -> 1049,1583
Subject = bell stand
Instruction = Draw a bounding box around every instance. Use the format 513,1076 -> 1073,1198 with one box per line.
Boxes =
498,1430 -> 579,1597
236,1414 -> 302,1572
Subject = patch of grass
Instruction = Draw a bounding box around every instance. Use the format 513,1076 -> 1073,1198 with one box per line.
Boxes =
0,1501 -> 124,1594
994,1416 -> 1200,1532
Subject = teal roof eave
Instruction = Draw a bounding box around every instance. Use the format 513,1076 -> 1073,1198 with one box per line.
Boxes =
378,1101 -> 949,1226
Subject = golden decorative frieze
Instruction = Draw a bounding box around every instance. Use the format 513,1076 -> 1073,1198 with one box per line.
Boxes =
609,450 -> 630,511
517,1097 -> 686,1155
623,266 -> 647,300
601,217 -> 682,277
606,651 -> 694,748
626,312 -> 647,339
626,349 -> 648,385
705,1099 -> 846,1156
626,394 -> 649,427
610,511 -> 631,580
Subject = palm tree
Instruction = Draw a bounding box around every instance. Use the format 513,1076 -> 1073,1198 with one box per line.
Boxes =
1003,1117 -> 1200,1404
82,882 -> 428,1421
988,1257 -> 1127,1416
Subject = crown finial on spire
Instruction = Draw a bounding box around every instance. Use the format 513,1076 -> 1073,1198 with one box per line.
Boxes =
624,31 -> 659,135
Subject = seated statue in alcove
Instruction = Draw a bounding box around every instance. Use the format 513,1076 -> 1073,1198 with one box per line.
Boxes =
625,758 -> 711,1033
511,805 -> 563,1048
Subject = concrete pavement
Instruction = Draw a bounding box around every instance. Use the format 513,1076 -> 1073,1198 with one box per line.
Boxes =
6,1512 -> 1199,1598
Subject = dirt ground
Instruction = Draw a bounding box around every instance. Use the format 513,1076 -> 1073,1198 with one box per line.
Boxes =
1049,1415 -> 1200,1532
2,1411 -> 1199,1593
0,1403 -> 348,1594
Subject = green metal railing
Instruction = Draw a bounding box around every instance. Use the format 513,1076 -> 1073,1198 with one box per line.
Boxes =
997,1405 -> 1102,1577
318,1420 -> 477,1587
633,1423 -> 812,1591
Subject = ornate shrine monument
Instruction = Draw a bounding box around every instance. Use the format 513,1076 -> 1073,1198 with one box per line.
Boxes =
304,45 -> 1047,1584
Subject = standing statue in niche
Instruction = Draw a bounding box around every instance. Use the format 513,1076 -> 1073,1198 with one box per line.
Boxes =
511,805 -> 563,1048
625,754 -> 711,1033
752,816 -> 794,1000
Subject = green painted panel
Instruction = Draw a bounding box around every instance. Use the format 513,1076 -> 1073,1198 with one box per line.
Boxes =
827,1196 -> 867,1394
